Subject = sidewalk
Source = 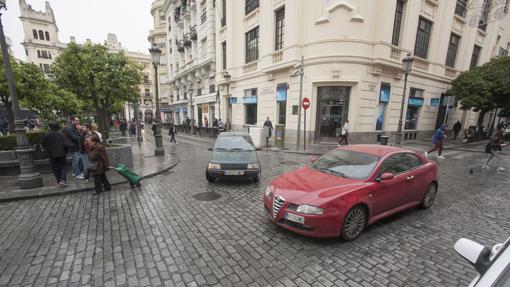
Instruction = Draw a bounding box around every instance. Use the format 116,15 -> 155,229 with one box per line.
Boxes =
0,137 -> 180,202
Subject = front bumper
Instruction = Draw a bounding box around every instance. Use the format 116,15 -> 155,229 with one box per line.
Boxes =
263,196 -> 342,238
208,169 -> 259,179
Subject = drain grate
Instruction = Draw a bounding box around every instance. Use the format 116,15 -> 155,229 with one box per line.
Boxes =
193,192 -> 222,201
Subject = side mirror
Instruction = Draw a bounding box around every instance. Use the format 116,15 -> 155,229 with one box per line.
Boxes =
207,147 -> 213,151
454,238 -> 491,274
376,172 -> 395,182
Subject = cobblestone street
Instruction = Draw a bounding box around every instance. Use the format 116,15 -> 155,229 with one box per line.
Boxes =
0,134 -> 509,287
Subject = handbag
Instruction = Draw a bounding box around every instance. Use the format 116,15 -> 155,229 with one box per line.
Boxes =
87,161 -> 98,171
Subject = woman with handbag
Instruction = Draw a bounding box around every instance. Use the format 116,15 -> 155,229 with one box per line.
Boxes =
86,134 -> 111,193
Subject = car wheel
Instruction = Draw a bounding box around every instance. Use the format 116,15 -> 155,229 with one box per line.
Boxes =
341,206 -> 367,241
421,183 -> 437,209
206,172 -> 215,183
252,172 -> 261,183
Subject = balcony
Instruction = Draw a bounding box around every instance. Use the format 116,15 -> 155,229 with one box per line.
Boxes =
445,67 -> 457,78
143,93 -> 153,98
413,57 -> 429,72
243,62 -> 258,74
390,46 -> 402,61
272,50 -> 283,63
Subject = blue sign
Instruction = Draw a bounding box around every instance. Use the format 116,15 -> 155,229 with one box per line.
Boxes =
229,97 -> 237,104
276,83 -> 287,102
408,97 -> 424,107
430,98 -> 440,107
175,108 -> 181,113
379,83 -> 391,103
182,108 -> 187,113
243,95 -> 257,104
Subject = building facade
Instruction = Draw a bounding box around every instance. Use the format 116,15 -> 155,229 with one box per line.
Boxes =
214,0 -> 510,145
19,0 -> 154,122
151,0 -> 217,127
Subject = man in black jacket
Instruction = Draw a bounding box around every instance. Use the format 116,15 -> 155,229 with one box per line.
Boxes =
63,117 -> 83,179
43,122 -> 69,186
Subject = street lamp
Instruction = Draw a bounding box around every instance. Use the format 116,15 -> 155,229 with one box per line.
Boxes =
134,99 -> 143,144
223,71 -> 231,130
149,43 -> 165,156
0,1 -> 42,189
395,53 -> 414,146
292,56 -> 304,150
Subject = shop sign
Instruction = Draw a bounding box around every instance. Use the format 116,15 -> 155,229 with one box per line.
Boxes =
243,95 -> 258,104
379,83 -> 391,103
430,98 -> 440,107
408,97 -> 424,107
229,97 -> 237,104
276,83 -> 287,102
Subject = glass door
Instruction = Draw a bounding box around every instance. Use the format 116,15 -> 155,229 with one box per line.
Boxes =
316,87 -> 350,141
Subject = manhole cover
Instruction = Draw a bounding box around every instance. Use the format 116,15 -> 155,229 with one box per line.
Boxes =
193,192 -> 222,201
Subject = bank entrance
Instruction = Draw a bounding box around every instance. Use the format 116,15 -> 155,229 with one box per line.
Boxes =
315,86 -> 350,142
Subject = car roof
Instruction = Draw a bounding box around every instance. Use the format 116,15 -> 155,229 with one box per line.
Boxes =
218,132 -> 251,137
339,144 -> 415,157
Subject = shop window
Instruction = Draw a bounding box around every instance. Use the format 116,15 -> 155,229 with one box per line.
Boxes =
244,88 -> 257,125
405,88 -> 424,130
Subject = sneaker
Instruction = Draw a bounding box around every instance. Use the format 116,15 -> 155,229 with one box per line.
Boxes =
482,165 -> 490,170
497,167 -> 506,172
59,181 -> 69,187
76,174 -> 85,180
437,155 -> 445,160
424,152 -> 428,158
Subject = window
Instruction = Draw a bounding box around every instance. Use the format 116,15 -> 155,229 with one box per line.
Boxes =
455,0 -> 467,17
311,150 -> 380,180
45,31 -> 50,41
479,0 -> 491,31
392,0 -> 405,46
405,88 -> 423,130
244,88 -> 257,125
37,50 -> 41,58
48,52 -> 52,59
41,50 -> 49,59
33,29 -> 38,39
144,89 -> 150,97
446,33 -> 460,68
402,153 -> 423,170
380,154 -> 409,175
221,0 -> 226,27
470,45 -> 482,68
38,30 -> 44,40
245,27 -> 259,63
410,88 -> 424,98
222,41 -> 227,70
197,88 -> 202,96
275,7 -> 285,51
278,101 -> 286,125
414,17 -> 432,58
42,64 -> 51,74
209,85 -> 215,93
245,0 -> 259,15
143,74 -> 150,84
201,8 -> 207,24
499,47 -> 508,57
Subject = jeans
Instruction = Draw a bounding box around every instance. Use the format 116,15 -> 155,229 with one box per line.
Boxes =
80,153 -> 90,178
71,152 -> 81,176
170,134 -> 176,143
486,149 -> 501,166
49,157 -> 67,183
93,173 -> 111,193
427,141 -> 444,156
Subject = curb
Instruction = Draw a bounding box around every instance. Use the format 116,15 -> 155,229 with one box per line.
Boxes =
0,156 -> 181,203
261,149 -> 324,156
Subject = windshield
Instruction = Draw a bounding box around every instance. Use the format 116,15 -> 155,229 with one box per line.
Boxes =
214,136 -> 255,151
311,149 -> 380,179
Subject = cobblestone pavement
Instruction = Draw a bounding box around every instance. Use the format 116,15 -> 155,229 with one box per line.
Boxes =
0,134 -> 509,287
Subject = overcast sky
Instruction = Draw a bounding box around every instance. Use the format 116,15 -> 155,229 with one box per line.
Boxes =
3,0 -> 154,60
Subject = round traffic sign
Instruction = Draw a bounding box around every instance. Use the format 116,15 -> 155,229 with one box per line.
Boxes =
302,97 -> 310,110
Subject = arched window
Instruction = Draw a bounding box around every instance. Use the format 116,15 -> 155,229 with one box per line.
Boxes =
33,29 -> 38,39
45,31 -> 50,41
38,30 -> 44,40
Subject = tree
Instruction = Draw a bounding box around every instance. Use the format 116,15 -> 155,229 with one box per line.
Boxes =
52,43 -> 142,140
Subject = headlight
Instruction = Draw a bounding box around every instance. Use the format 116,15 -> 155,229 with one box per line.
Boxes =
264,186 -> 273,198
296,205 -> 323,215
247,163 -> 259,169
208,163 -> 221,170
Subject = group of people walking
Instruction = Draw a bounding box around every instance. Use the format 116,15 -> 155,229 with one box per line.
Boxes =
43,118 -> 111,193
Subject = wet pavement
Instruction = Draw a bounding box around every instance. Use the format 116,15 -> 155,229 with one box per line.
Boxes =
0,131 -> 508,286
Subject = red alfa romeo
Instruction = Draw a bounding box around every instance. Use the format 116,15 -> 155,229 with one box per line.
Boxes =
263,145 -> 438,240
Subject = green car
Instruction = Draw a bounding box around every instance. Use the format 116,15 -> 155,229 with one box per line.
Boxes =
206,132 -> 261,183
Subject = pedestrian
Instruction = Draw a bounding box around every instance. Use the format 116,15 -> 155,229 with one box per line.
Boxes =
453,121 -> 462,140
169,124 -> 177,144
63,117 -> 83,179
263,117 -> 273,138
151,122 -> 157,135
90,123 -> 103,142
425,124 -> 447,159
338,120 -> 350,146
218,118 -> 225,130
87,133 -> 111,194
483,125 -> 506,171
204,116 -> 209,128
129,121 -> 136,137
43,122 -> 69,187
27,119 -> 35,131
80,124 -> 93,181
213,118 -> 219,128
120,120 -> 127,136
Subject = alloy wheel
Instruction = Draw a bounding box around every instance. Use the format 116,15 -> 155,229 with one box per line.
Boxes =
343,208 -> 366,240
422,184 -> 437,209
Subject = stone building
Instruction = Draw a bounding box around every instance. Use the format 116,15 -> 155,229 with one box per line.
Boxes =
19,0 -> 154,122
211,0 -> 510,145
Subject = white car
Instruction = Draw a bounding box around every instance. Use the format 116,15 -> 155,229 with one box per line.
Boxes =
454,236 -> 510,286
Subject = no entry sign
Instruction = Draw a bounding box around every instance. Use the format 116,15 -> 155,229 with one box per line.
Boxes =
302,97 -> 310,110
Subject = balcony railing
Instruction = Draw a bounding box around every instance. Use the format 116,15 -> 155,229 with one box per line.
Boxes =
413,57 -> 429,71
272,50 -> 283,63
143,93 -> 152,98
390,46 -> 402,61
243,62 -> 258,73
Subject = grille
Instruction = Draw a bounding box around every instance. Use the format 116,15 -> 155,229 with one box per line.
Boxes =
220,163 -> 247,170
273,195 -> 285,218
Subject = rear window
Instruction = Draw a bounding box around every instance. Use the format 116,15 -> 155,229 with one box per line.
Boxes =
214,136 -> 255,151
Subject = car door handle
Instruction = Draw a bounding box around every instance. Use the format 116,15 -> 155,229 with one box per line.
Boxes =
406,176 -> 415,180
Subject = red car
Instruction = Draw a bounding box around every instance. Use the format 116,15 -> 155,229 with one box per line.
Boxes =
263,145 -> 438,240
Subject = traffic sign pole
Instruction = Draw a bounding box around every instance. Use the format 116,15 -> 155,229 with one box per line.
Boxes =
304,108 -> 306,150
301,97 -> 311,151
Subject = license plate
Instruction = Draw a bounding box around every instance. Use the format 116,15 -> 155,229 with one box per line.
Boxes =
285,212 -> 305,224
225,170 -> 244,175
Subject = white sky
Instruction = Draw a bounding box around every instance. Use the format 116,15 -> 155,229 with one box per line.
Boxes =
3,0 -> 154,60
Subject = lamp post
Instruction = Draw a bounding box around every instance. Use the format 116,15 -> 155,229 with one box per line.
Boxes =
395,53 -> 414,146
223,71 -> 231,130
0,1 -> 42,189
293,56 -> 304,150
149,43 -> 165,156
134,99 -> 143,144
